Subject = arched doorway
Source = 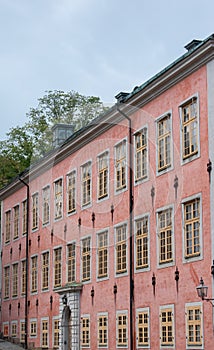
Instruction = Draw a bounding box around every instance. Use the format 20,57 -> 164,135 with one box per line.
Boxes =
62,306 -> 71,350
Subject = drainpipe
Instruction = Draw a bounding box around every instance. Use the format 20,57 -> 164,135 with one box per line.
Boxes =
19,177 -> 29,350
116,104 -> 134,350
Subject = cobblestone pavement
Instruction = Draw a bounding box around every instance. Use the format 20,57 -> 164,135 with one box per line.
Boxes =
0,339 -> 24,350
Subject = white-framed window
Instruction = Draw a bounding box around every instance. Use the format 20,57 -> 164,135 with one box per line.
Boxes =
115,139 -> 127,192
115,223 -> 128,275
116,310 -> 128,348
179,94 -> 200,163
13,205 -> 19,239
97,151 -> 109,200
41,318 -> 49,348
31,255 -> 38,293
5,210 -> 11,244
54,178 -> 63,220
97,312 -> 108,348
4,265 -> 10,298
81,314 -> 90,348
20,320 -> 26,343
12,262 -> 18,297
156,205 -> 174,267
22,199 -> 27,235
42,251 -> 49,291
159,304 -> 175,348
30,318 -> 37,338
53,317 -> 59,348
134,127 -> 148,183
136,307 -> 150,348
54,247 -> 62,287
67,242 -> 76,283
42,185 -> 50,225
182,194 -> 202,262
32,192 -> 39,230
67,170 -> 76,214
156,112 -> 172,174
21,260 -> 26,296
81,162 -> 92,207
97,230 -> 109,280
3,322 -> 9,338
11,321 -> 18,338
185,302 -> 203,349
135,214 -> 150,271
81,237 -> 91,282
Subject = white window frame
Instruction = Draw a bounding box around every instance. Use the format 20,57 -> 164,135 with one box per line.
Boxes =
134,125 -> 149,185
11,321 -> 18,338
29,318 -> 37,338
81,314 -> 90,348
31,254 -> 38,294
97,312 -> 108,348
134,213 -> 150,273
114,222 -> 128,277
67,169 -> 77,215
155,111 -> 173,176
66,241 -> 76,284
54,177 -> 63,221
81,236 -> 92,283
52,316 -> 60,348
159,304 -> 175,349
96,229 -> 109,281
41,317 -> 49,349
97,150 -> 109,201
41,250 -> 50,292
182,193 -> 203,263
53,246 -> 62,288
42,185 -> 50,226
136,307 -> 150,349
156,204 -> 175,268
185,302 -> 203,349
32,192 -> 39,231
179,93 -> 200,165
116,310 -> 128,348
81,161 -> 92,208
114,138 -> 128,194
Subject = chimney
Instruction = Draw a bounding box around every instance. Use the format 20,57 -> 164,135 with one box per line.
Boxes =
52,124 -> 74,148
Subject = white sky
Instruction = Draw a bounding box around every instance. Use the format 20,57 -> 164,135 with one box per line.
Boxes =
0,0 -> 213,140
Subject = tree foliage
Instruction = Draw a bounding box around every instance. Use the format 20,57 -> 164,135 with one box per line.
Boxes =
0,90 -> 108,188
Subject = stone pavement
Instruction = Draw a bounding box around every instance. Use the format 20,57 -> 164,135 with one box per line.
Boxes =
0,339 -> 24,350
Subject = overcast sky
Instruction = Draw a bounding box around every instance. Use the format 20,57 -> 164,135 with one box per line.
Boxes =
0,0 -> 213,140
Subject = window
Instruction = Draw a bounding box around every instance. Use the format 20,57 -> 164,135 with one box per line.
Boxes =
42,252 -> 49,290
30,320 -> 37,337
22,200 -> 27,235
5,210 -> 11,243
160,306 -> 174,347
157,208 -> 173,265
54,248 -> 62,287
67,243 -> 76,283
20,321 -> 26,343
81,162 -> 92,206
81,316 -> 90,347
135,128 -> 148,182
136,308 -> 150,348
12,263 -> 18,297
115,224 -> 127,274
186,304 -> 203,347
54,179 -> 63,219
115,140 -> 127,191
31,256 -> 38,293
21,260 -> 26,295
32,193 -> 38,230
117,311 -> 128,347
41,319 -> 48,348
98,314 -> 108,347
4,266 -> 10,298
13,205 -> 19,239
181,97 -> 199,160
183,198 -> 201,259
98,152 -> 109,199
157,114 -> 171,172
82,238 -> 91,282
11,322 -> 17,338
135,216 -> 149,270
53,319 -> 59,348
97,231 -> 108,279
42,186 -> 50,225
3,323 -> 9,337
67,171 -> 76,213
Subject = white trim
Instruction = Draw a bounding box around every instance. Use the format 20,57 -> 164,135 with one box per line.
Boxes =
66,240 -> 76,284
80,235 -> 92,284
80,313 -> 90,348
136,307 -> 150,349
42,185 -> 50,227
114,137 -> 128,195
96,229 -> 109,282
66,169 -> 77,216
185,302 -> 203,349
133,125 -> 149,185
41,250 -> 50,293
97,311 -> 108,348
40,317 -> 49,349
159,304 -> 175,349
114,221 -> 128,278
134,213 -> 150,273
96,149 -> 110,202
116,309 -> 128,348
53,177 -> 63,221
81,160 -> 92,209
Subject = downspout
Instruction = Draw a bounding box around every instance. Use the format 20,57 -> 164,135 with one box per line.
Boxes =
117,104 -> 134,350
19,177 -> 29,350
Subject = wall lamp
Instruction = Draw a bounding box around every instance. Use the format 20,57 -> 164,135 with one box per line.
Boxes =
196,277 -> 214,306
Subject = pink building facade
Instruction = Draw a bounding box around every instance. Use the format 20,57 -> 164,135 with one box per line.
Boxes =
1,34 -> 214,349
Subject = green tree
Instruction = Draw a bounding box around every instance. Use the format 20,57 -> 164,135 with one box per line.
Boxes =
0,90 -> 108,188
